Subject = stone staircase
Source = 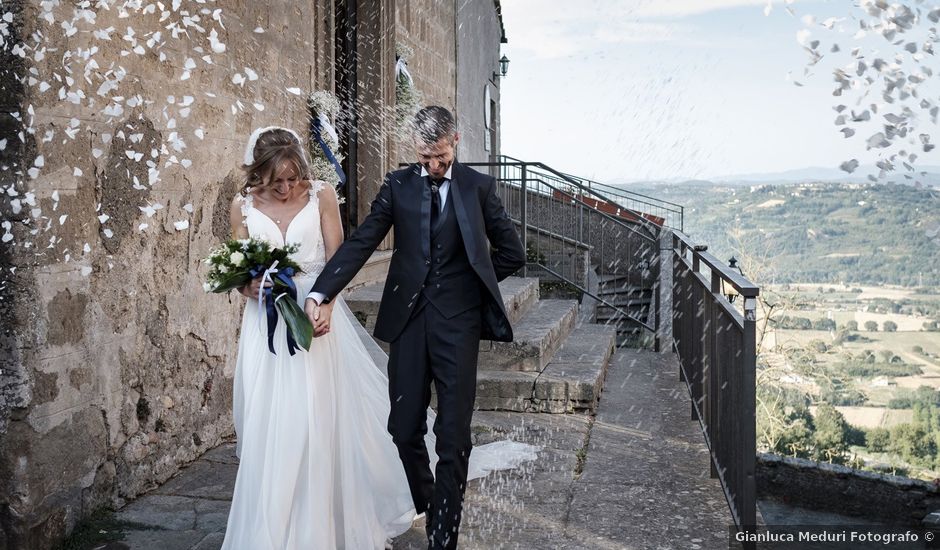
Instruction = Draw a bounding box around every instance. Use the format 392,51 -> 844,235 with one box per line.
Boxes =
593,273 -> 656,348
345,276 -> 617,414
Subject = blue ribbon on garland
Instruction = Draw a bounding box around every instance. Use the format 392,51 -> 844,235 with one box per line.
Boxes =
311,115 -> 347,188
248,265 -> 301,356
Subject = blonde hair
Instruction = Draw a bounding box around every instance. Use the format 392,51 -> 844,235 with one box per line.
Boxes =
240,128 -> 311,195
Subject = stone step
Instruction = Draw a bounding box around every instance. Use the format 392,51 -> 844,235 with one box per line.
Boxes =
478,299 -> 579,372
595,295 -> 652,309
344,276 -> 540,352
597,284 -> 653,298
474,323 -> 617,413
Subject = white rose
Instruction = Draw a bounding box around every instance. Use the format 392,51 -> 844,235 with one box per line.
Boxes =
229,251 -> 245,265
218,265 -> 228,274
203,282 -> 213,292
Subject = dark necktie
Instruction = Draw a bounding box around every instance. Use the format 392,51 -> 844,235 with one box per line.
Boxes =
429,178 -> 443,231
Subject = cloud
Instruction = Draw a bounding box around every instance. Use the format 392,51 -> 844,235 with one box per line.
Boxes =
631,0 -> 799,18
593,21 -> 679,43
502,0 -> 796,59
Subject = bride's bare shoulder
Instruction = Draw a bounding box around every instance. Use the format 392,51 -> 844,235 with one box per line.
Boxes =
310,180 -> 338,206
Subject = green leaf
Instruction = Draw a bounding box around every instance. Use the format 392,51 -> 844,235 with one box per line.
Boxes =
275,295 -> 314,351
211,272 -> 253,293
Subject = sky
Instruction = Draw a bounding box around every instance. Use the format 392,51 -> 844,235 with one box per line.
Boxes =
498,0 -> 940,182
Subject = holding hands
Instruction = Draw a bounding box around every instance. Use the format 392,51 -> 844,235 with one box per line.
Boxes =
304,298 -> 334,337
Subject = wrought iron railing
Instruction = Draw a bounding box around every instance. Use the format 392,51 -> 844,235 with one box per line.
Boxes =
459,159 -> 660,334
672,230 -> 758,537
557,168 -> 685,232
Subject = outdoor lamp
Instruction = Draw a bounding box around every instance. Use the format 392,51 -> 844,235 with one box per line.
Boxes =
723,256 -> 743,304
495,55 -> 509,79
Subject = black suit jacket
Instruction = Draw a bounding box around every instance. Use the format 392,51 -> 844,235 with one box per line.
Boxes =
311,161 -> 526,343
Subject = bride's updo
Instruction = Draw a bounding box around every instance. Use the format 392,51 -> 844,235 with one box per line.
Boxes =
240,128 -> 311,195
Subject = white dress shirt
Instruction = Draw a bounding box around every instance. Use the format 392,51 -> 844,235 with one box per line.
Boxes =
421,164 -> 452,210
307,164 -> 454,305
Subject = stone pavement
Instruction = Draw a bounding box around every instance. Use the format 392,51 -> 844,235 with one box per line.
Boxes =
88,347 -> 731,550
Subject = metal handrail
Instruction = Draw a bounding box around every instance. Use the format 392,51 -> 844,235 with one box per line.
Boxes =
495,158 -> 663,237
529,263 -> 654,332
672,229 -> 757,539
499,154 -> 683,231
559,171 -> 685,232
504,175 -> 656,244
511,219 -> 593,251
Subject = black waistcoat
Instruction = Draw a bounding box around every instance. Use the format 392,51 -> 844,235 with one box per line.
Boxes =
417,187 -> 482,318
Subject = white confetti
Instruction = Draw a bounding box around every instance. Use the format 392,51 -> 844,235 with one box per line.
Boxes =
173,220 -> 190,231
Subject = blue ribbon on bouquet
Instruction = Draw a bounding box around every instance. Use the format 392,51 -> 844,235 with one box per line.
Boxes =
250,264 -> 301,356
310,114 -> 347,188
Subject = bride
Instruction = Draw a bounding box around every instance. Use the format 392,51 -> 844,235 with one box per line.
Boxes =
219,127 -> 537,549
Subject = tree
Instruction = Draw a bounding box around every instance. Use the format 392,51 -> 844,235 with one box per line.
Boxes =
883,320 -> 898,332
808,339 -> 829,353
813,404 -> 850,464
813,318 -> 837,331
793,317 -> 813,330
867,427 -> 890,452
778,407 -> 815,459
889,423 -> 935,467
865,320 -> 879,332
924,320 -> 940,332
846,320 -> 859,331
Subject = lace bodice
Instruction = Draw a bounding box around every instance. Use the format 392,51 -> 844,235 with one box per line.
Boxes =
237,182 -> 328,276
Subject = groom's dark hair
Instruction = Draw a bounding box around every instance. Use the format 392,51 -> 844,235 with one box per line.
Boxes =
413,106 -> 456,145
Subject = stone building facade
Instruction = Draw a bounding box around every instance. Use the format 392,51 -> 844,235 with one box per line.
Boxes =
0,1 -> 506,548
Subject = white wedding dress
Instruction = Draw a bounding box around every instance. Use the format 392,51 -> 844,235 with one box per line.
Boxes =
220,182 -> 539,550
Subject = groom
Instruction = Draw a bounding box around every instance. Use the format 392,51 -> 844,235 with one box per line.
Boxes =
306,106 -> 525,549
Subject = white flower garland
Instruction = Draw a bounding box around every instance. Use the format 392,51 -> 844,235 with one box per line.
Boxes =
395,44 -> 423,136
307,90 -> 345,198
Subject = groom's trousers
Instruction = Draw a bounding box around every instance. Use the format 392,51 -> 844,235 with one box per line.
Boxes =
387,298 -> 481,550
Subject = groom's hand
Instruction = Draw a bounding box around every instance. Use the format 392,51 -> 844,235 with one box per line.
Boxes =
304,298 -> 333,337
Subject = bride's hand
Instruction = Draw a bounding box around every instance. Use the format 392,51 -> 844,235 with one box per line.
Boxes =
239,276 -> 272,299
307,300 -> 334,337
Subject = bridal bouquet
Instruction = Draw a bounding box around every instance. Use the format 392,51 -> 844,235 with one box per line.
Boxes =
203,238 -> 313,355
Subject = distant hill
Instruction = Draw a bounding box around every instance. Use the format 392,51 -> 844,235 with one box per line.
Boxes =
712,165 -> 940,187
611,166 -> 940,188
616,180 -> 940,288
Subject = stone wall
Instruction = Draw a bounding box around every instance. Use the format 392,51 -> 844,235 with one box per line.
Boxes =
758,453 -> 940,525
395,0 -> 457,114
0,2 -> 334,548
456,0 -> 503,163
394,0 -> 456,167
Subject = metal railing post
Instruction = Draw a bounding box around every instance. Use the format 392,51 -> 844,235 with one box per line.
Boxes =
521,164 -> 528,278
